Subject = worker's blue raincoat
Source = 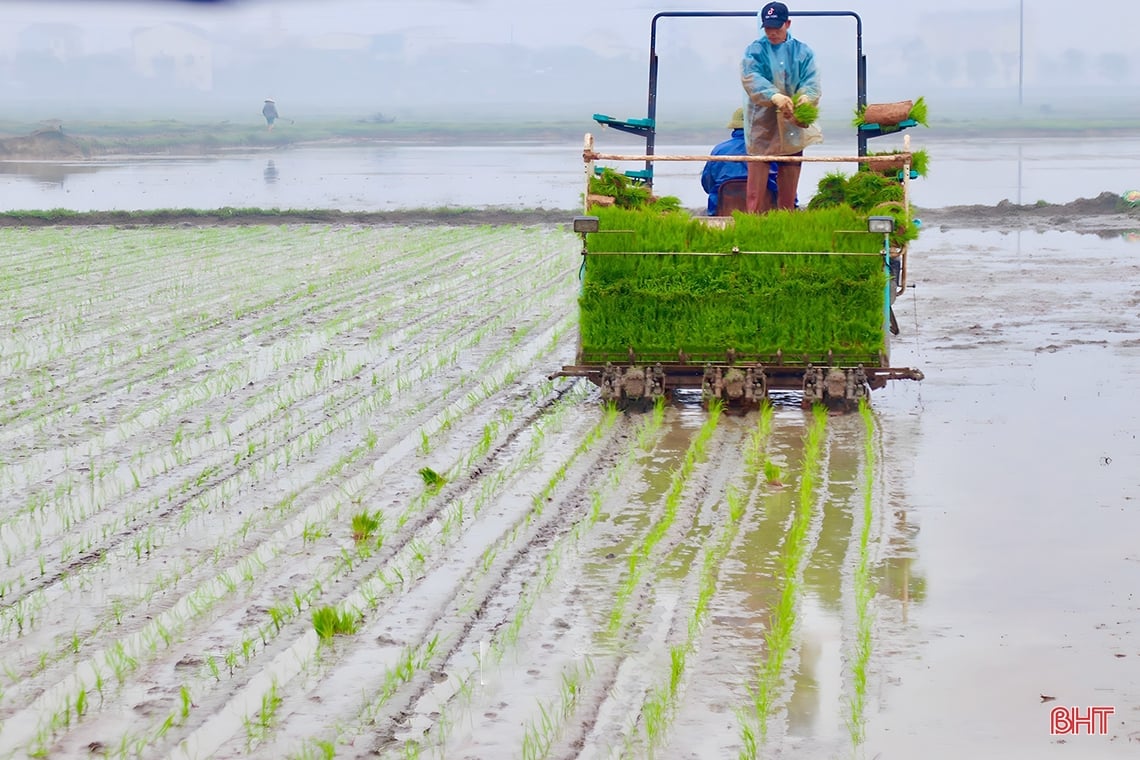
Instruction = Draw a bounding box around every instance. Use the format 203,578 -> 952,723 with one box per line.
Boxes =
740,26 -> 822,156
700,129 -> 749,215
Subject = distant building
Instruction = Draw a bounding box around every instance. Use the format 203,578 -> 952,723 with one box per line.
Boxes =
132,23 -> 213,91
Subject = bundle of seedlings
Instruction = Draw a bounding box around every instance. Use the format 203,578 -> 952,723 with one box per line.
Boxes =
578,205 -> 890,363
792,96 -> 819,128
806,171 -> 849,210
852,96 -> 929,129
843,171 -> 904,211
804,171 -> 917,246
587,167 -> 682,212
862,148 -> 929,177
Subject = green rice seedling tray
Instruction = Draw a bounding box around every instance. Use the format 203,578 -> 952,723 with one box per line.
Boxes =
579,206 -> 891,364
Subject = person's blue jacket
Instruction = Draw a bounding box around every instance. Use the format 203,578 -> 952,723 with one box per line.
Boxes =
701,128 -> 781,215
700,129 -> 749,215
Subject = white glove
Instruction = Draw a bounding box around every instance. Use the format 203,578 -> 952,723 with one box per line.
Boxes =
771,93 -> 793,112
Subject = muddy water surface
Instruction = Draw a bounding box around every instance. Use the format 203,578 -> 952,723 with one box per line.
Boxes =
1,220 -> 1138,759
863,227 -> 1140,758
2,135 -> 1138,212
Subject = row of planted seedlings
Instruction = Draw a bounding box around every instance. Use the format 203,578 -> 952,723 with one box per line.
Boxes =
150,357 -> 606,759
0,223 -> 533,651
352,397 -> 668,760
736,405 -> 884,757
393,402 -> 736,760
619,402 -> 777,759
844,401 -> 880,748
0,224 -> 540,516
0,223 -> 569,607
32,234 -> 583,756
0,223 -> 583,756
738,404 -> 830,756
0,225 -> 574,697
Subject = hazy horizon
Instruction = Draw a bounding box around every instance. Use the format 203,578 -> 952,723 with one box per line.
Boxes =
1,0 -> 1137,126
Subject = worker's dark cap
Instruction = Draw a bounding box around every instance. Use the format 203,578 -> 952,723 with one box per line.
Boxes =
760,2 -> 789,28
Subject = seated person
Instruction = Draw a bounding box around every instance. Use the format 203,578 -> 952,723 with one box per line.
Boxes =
702,107 -> 781,215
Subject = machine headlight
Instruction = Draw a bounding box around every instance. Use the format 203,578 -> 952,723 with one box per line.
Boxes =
868,216 -> 895,234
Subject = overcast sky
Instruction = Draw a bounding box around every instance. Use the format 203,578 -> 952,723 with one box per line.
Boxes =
2,0 -> 1136,59
2,0 -> 1135,120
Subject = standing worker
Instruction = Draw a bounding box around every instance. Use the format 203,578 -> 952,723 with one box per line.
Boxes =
740,1 -> 821,213
262,98 -> 279,132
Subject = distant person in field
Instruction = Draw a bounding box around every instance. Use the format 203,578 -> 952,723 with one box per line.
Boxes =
741,1 -> 821,213
701,107 -> 781,215
262,98 -> 279,132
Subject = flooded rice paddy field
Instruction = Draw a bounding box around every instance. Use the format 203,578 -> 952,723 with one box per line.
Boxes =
2,134 -> 1139,213
0,219 -> 1138,760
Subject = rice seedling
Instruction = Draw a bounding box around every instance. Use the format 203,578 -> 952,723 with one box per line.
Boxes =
418,467 -> 446,493
311,606 -> 360,641
179,684 -> 193,721
350,510 -> 381,543
763,460 -> 783,487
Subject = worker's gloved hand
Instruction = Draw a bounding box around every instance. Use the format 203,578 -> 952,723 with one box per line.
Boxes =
795,93 -> 813,105
771,93 -> 793,114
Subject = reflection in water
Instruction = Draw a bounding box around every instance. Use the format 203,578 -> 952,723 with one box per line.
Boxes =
0,160 -> 101,188
723,406 -> 925,755
264,159 -> 279,185
0,136 -> 1137,212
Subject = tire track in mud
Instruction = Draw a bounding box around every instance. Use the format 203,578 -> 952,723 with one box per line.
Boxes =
0,224 -> 579,756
